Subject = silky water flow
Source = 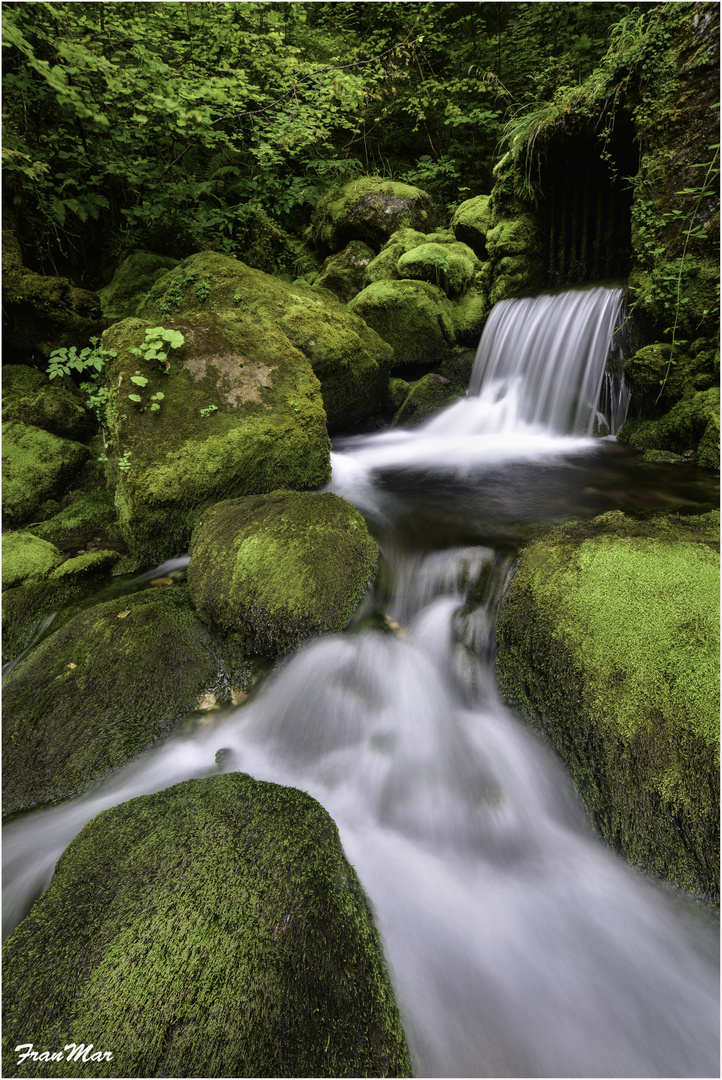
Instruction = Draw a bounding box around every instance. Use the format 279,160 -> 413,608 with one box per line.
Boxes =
3,286 -> 719,1078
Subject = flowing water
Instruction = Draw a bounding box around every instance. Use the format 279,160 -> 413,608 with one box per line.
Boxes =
3,286 -> 719,1078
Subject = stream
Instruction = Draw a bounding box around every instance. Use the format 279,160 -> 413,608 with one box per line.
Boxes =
3,286 -> 719,1078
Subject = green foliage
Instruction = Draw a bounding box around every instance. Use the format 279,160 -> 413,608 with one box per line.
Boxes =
200,404 -> 218,418
46,338 -> 108,380
127,325 -> 183,411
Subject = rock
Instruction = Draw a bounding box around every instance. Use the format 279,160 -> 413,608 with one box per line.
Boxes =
1,421 -> 90,526
496,510 -> 720,902
26,484 -> 119,545
362,227 -> 433,286
2,225 -> 104,361
100,309 -> 332,564
188,490 -> 378,654
2,586 -> 250,817
618,386 -> 720,467
2,532 -> 64,590
349,279 -> 456,367
451,194 -> 493,258
312,176 -> 438,254
392,374 -> 465,428
396,241 -> 480,298
137,250 -> 393,431
98,251 -> 179,321
1,364 -> 96,441
315,240 -> 376,301
1,773 -> 412,1078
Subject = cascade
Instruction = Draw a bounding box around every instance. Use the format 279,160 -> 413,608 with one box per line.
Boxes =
3,288 -> 718,1078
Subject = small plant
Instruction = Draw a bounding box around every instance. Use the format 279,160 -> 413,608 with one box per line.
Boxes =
117,450 -> 132,473
46,337 -> 110,380
232,292 -> 244,305
129,326 -> 185,372
196,275 -> 212,302
200,403 -> 218,418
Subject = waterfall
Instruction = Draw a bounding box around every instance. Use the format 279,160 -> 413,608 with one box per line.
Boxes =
3,288 -> 717,1078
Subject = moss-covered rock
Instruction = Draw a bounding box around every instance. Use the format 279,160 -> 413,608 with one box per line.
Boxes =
393,374 -> 465,428
1,586 -> 249,817
188,490 -> 378,654
496,510 -> 720,901
362,228 -> 429,287
98,252 -> 179,322
396,241 -> 480,298
1,772 -> 412,1078
623,340 -> 719,411
349,279 -> 456,367
100,310 -> 332,564
137,250 -> 393,431
2,364 -> 96,441
2,226 -> 105,362
315,240 -> 376,302
451,194 -> 492,259
312,176 -> 438,254
2,421 -> 91,526
2,532 -> 64,590
26,484 -> 119,544
618,386 -> 720,467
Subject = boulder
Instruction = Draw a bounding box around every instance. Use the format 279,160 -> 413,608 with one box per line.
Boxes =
393,374 -> 465,428
1,773 -> 412,1078
451,194 -> 493,258
2,364 -> 95,441
618,386 -> 720,468
496,510 -> 720,902
2,586 -> 252,817
2,531 -> 64,590
312,177 -> 438,254
137,250 -> 393,431
1,421 -> 90,526
396,241 -> 480,298
315,240 -> 376,301
100,310 -> 332,564
98,251 -> 179,322
348,280 -> 456,367
188,490 -> 378,653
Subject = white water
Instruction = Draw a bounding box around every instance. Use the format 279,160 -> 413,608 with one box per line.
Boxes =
3,287 -> 719,1078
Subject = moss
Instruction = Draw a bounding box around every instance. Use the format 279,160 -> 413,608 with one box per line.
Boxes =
2,532 -> 64,590
2,365 -> 95,442
349,279 -> 456,367
100,309 -> 332,564
496,510 -> 720,901
315,241 -> 376,302
137,250 -> 393,431
396,241 -> 480,298
439,348 -> 478,387
449,287 -> 489,346
618,386 -> 720,466
27,485 -> 120,544
1,772 -> 412,1078
392,374 -> 464,428
2,421 -> 91,526
311,175 -> 438,253
385,377 -> 411,412
98,252 -> 179,322
451,195 -> 492,258
188,490 -> 378,654
2,586 -> 248,817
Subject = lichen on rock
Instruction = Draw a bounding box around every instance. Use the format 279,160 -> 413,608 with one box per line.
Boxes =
1,772 -> 412,1078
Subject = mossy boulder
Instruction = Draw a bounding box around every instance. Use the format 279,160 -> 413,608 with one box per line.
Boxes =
1,772 -> 412,1078
98,252 -> 179,322
396,241 -> 480,298
312,177 -> 438,254
188,490 -> 378,654
2,364 -> 95,441
451,194 -> 492,258
362,227 -> 437,287
349,279 -> 456,367
2,586 -> 248,817
393,374 -> 465,428
137,250 -> 393,430
315,241 -> 376,302
100,310 -> 332,564
496,511 -> 720,902
26,484 -> 119,545
2,226 -> 104,361
2,532 -> 64,590
2,421 -> 91,526
618,386 -> 720,468
623,340 -> 719,410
